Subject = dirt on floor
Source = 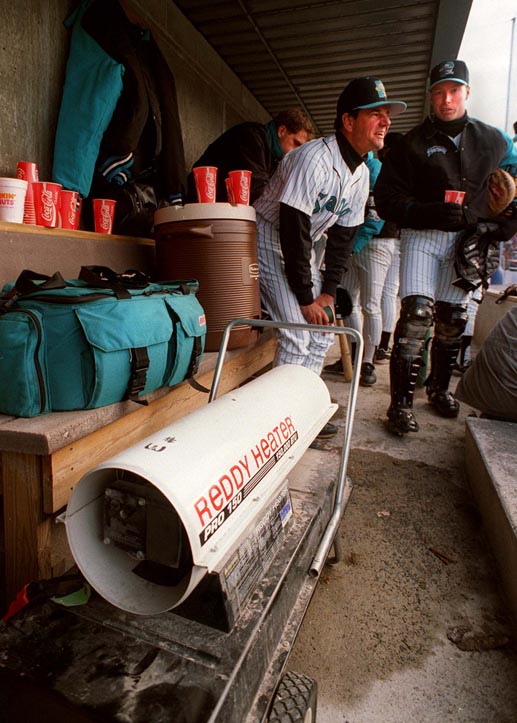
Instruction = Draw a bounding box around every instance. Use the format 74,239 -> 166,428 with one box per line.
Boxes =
289,344 -> 517,723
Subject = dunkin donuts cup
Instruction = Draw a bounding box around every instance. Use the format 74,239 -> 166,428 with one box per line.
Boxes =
444,190 -> 465,205
16,161 -> 39,224
59,189 -> 80,230
229,169 -> 252,205
0,177 -> 28,224
193,166 -> 217,203
225,177 -> 236,205
93,198 -> 116,234
33,181 -> 61,228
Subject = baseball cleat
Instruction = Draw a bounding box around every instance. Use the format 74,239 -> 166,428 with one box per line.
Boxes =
386,405 -> 419,435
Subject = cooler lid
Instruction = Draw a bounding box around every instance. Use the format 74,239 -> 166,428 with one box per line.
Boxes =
154,202 -> 256,226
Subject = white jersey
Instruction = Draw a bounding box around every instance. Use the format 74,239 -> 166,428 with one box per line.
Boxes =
254,134 -> 368,238
253,134 -> 369,374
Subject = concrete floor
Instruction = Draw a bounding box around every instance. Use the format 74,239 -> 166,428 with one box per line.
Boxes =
289,346 -> 517,723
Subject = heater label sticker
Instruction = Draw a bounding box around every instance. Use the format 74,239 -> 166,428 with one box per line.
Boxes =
194,417 -> 298,545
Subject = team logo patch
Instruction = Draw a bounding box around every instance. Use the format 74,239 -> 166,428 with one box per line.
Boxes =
439,61 -> 455,78
375,80 -> 387,99
427,145 -> 448,157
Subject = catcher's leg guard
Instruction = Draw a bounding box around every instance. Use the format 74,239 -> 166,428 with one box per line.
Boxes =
426,301 -> 468,418
387,295 -> 434,435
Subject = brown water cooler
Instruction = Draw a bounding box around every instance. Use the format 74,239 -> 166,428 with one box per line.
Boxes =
154,203 -> 261,351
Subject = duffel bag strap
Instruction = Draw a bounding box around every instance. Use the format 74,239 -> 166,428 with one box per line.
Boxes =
1,269 -> 68,310
78,266 -> 132,300
117,269 -> 150,288
126,347 -> 150,403
80,265 -> 150,289
189,377 -> 210,394
187,337 -> 210,394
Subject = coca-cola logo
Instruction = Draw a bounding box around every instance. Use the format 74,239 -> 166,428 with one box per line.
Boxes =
99,203 -> 112,232
205,169 -> 216,201
67,205 -> 77,226
40,189 -> 57,225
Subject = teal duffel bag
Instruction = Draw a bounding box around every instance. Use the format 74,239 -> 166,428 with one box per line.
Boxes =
0,267 -> 207,417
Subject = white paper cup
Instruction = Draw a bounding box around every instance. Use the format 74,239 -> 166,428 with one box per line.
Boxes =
0,177 -> 28,223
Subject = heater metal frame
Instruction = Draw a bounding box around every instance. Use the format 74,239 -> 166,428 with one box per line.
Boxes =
209,317 -> 363,577
0,318 -> 363,723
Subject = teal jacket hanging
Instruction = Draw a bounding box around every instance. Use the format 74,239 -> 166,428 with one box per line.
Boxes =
52,0 -> 124,198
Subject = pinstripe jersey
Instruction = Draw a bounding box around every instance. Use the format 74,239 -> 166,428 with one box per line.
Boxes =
254,134 -> 368,235
253,134 -> 369,373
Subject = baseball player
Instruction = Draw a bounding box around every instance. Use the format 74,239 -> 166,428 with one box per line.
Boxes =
254,77 -> 407,438
325,133 -> 403,386
374,59 -> 517,436
187,109 -> 314,203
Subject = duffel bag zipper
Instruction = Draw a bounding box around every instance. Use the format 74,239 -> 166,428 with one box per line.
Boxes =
17,309 -> 47,414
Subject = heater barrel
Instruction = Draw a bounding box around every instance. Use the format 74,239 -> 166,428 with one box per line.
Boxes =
65,364 -> 337,615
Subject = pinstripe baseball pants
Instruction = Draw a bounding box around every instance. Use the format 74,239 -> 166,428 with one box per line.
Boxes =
257,222 -> 335,373
465,287 -> 483,336
399,228 -> 469,304
342,237 -> 400,362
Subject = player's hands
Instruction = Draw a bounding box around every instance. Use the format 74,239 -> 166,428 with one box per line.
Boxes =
407,201 -> 464,230
300,294 -> 334,325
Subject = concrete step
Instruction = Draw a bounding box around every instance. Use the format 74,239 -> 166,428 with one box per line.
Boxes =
465,415 -> 517,624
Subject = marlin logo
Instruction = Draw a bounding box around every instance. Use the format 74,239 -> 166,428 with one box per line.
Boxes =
375,80 -> 387,99
427,145 -> 448,157
439,61 -> 455,78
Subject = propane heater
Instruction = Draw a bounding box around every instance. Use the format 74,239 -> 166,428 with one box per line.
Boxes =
66,364 -> 337,622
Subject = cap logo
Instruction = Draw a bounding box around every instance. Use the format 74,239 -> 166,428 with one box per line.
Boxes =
439,61 -> 455,78
375,80 -> 387,99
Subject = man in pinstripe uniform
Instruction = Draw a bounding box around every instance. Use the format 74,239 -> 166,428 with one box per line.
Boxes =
324,134 -> 403,386
375,59 -> 517,436
254,77 -> 407,438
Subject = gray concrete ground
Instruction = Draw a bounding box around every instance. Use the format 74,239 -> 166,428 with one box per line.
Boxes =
290,344 -> 517,723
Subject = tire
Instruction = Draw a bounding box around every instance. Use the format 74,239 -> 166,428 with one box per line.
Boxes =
268,670 -> 318,723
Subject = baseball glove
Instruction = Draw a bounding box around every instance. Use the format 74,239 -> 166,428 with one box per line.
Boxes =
487,168 -> 516,217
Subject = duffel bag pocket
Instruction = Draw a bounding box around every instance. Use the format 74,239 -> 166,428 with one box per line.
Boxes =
0,309 -> 50,417
164,294 -> 206,387
74,297 -> 174,409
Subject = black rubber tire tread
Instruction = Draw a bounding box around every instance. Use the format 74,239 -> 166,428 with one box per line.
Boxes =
268,669 -> 318,722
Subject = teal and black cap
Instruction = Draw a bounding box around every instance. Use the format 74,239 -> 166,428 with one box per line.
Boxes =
336,77 -> 407,123
429,60 -> 469,89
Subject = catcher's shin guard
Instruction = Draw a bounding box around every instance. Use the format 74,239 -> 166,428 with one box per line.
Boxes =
426,301 -> 468,418
387,295 -> 434,435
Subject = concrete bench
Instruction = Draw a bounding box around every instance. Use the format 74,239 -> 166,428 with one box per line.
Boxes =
465,416 -> 517,624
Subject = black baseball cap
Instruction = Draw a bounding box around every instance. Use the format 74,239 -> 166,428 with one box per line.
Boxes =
336,77 -> 407,122
429,60 -> 469,89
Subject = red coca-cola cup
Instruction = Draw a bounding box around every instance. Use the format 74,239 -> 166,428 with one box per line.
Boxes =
59,189 -> 80,230
93,198 -> 116,234
33,181 -> 61,228
193,166 -> 217,203
225,177 -> 236,205
229,169 -> 252,205
16,161 -> 39,224
444,190 -> 465,205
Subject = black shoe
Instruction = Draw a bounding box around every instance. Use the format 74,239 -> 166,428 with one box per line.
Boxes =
375,347 -> 391,364
323,359 -> 344,375
317,422 -> 338,439
427,389 -> 460,418
386,405 -> 419,435
360,362 -> 376,386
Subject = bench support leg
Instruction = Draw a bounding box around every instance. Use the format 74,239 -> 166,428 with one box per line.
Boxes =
1,452 -> 52,610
